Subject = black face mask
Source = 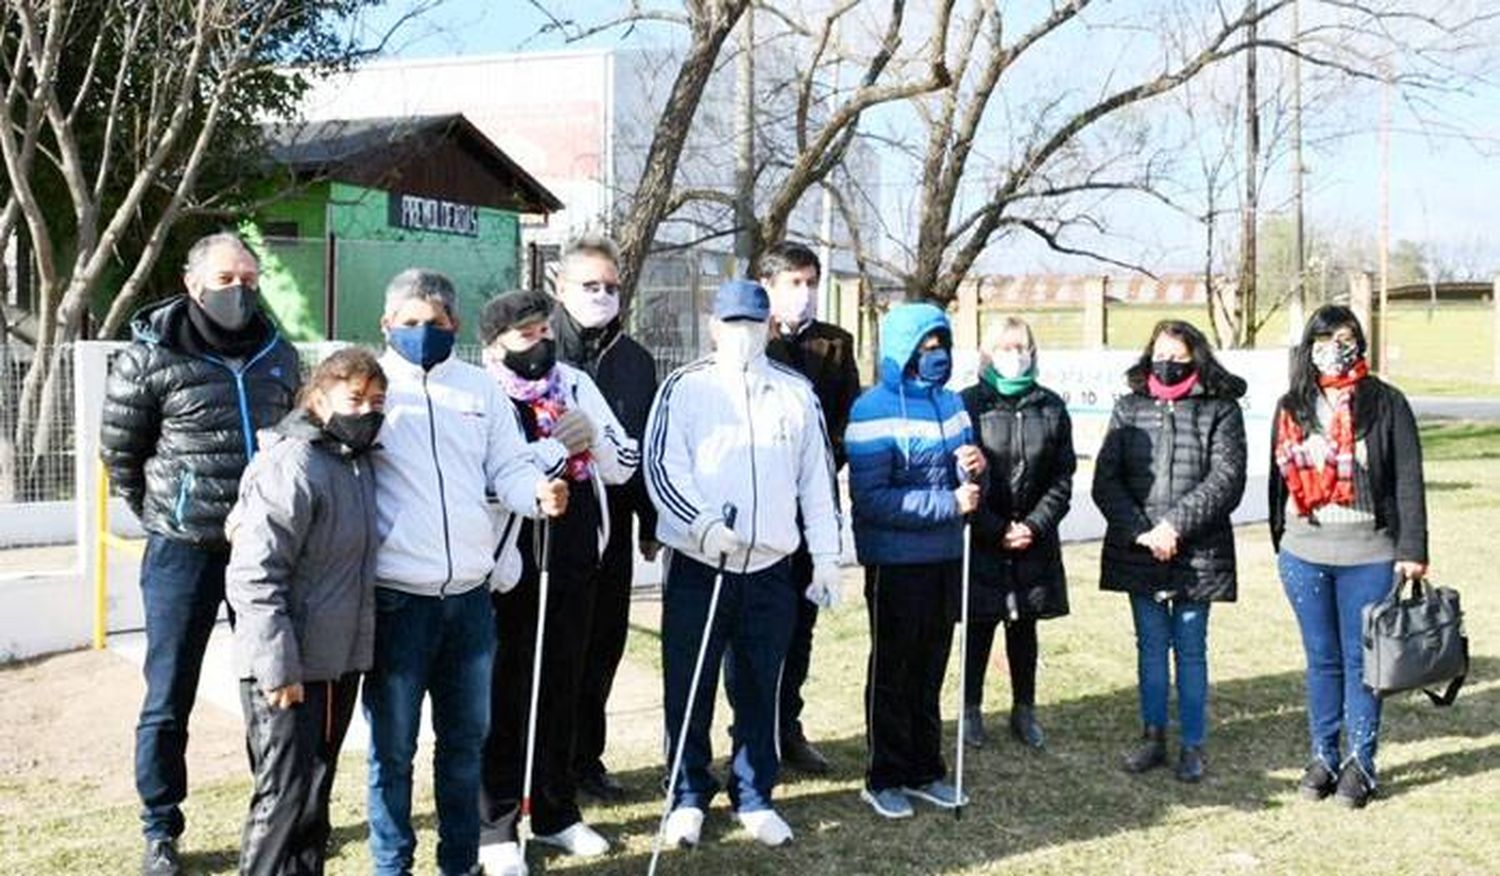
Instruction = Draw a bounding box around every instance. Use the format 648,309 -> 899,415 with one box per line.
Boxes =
1151,359 -> 1196,386
504,338 -> 558,381
323,411 -> 384,455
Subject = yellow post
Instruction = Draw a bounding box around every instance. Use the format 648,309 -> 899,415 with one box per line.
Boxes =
94,461 -> 109,649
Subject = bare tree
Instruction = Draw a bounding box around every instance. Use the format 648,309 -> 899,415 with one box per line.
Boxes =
0,0 -> 405,498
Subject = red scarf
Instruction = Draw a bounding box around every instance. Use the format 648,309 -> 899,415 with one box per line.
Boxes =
1147,371 -> 1199,402
1275,359 -> 1369,516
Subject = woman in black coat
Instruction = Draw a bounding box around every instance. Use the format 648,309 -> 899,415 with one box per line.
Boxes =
960,317 -> 1075,750
1270,305 -> 1428,809
1092,319 -> 1247,783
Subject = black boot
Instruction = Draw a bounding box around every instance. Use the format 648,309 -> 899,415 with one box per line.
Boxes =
1123,726 -> 1167,774
142,839 -> 181,876
963,705 -> 990,749
1298,761 -> 1338,801
1175,746 -> 1206,783
1008,705 -> 1045,750
781,729 -> 831,775
1335,761 -> 1377,809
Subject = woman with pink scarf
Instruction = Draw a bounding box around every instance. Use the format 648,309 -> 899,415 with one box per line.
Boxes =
1092,320 -> 1247,785
474,289 -> 640,876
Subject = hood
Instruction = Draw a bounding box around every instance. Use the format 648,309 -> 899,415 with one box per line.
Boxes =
878,302 -> 951,393
129,295 -> 190,347
257,409 -> 323,454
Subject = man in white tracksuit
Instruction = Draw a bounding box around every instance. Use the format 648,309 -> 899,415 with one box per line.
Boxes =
363,269 -> 569,876
646,278 -> 842,850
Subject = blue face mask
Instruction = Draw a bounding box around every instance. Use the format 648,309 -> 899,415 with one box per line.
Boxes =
388,323 -> 455,370
913,347 -> 952,387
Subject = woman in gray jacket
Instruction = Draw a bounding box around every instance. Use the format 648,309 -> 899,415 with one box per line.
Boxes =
225,347 -> 386,875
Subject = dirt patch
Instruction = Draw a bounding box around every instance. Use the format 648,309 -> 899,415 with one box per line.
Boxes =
0,648 -> 244,816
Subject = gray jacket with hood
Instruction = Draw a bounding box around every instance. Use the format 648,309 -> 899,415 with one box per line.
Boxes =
225,411 -> 379,689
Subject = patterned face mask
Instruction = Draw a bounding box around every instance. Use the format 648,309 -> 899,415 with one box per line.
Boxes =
1311,339 -> 1359,377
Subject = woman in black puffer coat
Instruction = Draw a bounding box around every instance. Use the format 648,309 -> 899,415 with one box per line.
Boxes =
960,317 -> 1075,751
1092,319 -> 1246,784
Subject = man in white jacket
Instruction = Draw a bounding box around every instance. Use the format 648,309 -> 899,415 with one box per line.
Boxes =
363,269 -> 568,876
645,278 -> 842,850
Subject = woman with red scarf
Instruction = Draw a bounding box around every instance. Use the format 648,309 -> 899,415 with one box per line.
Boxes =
1093,320 -> 1247,785
1270,305 -> 1428,810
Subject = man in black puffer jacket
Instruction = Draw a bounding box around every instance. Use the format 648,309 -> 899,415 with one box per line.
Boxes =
99,232 -> 300,876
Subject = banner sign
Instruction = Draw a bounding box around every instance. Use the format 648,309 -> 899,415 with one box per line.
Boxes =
387,193 -> 480,237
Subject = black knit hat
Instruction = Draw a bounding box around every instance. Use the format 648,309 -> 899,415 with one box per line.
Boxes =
479,289 -> 553,345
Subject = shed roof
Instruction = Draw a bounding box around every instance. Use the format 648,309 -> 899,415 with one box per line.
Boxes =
264,114 -> 563,214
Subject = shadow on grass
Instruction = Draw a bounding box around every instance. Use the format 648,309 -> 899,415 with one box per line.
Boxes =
545,655 -> 1500,875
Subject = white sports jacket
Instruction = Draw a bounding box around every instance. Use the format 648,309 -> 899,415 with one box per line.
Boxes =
644,353 -> 841,573
372,350 -> 561,596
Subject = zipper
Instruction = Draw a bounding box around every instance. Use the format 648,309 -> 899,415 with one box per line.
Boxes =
423,372 -> 455,594
203,335 -> 282,462
173,470 -> 195,528
741,367 -> 760,555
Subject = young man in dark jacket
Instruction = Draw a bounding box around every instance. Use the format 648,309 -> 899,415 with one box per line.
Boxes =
99,232 -> 301,876
723,241 -> 860,774
548,234 -> 661,802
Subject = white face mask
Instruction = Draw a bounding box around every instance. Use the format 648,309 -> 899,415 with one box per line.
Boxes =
767,284 -> 814,331
715,320 -> 767,369
562,281 -> 620,329
991,349 -> 1034,380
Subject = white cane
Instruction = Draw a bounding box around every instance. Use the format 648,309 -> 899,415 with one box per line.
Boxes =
648,503 -> 737,876
955,473 -> 974,821
519,519 -> 552,860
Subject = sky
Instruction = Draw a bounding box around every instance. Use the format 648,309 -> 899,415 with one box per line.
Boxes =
347,0 -> 1500,279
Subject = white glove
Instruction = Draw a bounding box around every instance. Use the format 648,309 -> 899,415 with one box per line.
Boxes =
804,558 -> 843,609
550,409 -> 596,455
701,519 -> 747,558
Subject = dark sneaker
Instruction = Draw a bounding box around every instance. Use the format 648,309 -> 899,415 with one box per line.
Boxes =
963,705 -> 990,749
860,787 -> 914,820
1335,761 -> 1377,809
1175,746 -> 1206,783
781,732 -> 831,775
1009,705 -> 1046,750
1299,761 -> 1339,801
142,838 -> 181,876
1123,726 -> 1167,774
578,769 -> 629,803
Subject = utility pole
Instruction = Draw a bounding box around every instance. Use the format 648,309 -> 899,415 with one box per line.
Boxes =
1239,0 -> 1260,349
1290,0 -> 1306,343
734,7 -> 756,272
817,21 -> 841,322
1377,66 -> 1392,373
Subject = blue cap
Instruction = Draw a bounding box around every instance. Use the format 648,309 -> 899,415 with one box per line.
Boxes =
713,279 -> 770,322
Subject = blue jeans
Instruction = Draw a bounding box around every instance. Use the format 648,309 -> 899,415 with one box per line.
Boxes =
135,534 -> 230,840
1128,594 -> 1211,748
1279,551 -> 1392,777
363,586 -> 495,876
662,553 -> 795,814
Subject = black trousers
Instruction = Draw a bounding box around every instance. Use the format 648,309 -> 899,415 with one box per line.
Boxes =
480,495 -> 600,842
863,562 -> 957,792
238,674 -> 359,876
571,503 -> 634,780
723,545 -> 818,742
963,617 -> 1039,708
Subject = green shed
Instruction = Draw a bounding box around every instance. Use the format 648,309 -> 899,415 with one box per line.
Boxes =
251,114 -> 563,344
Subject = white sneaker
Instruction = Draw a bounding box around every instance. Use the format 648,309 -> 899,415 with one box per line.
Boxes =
477,841 -> 527,876
663,806 -> 705,848
737,808 -> 794,847
534,821 -> 610,858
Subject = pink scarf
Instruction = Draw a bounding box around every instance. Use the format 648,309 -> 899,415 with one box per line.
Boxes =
1147,371 -> 1200,402
486,359 -> 592,482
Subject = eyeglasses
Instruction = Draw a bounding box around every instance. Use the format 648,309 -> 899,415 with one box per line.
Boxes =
580,281 -> 620,296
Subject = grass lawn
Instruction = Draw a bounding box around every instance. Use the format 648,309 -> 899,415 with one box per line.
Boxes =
3,425 -> 1498,875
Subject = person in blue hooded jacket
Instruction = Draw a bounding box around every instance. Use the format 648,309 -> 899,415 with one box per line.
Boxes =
847,302 -> 987,820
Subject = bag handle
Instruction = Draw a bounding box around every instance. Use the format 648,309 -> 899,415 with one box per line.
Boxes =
1423,636 -> 1469,708
1385,568 -> 1426,602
